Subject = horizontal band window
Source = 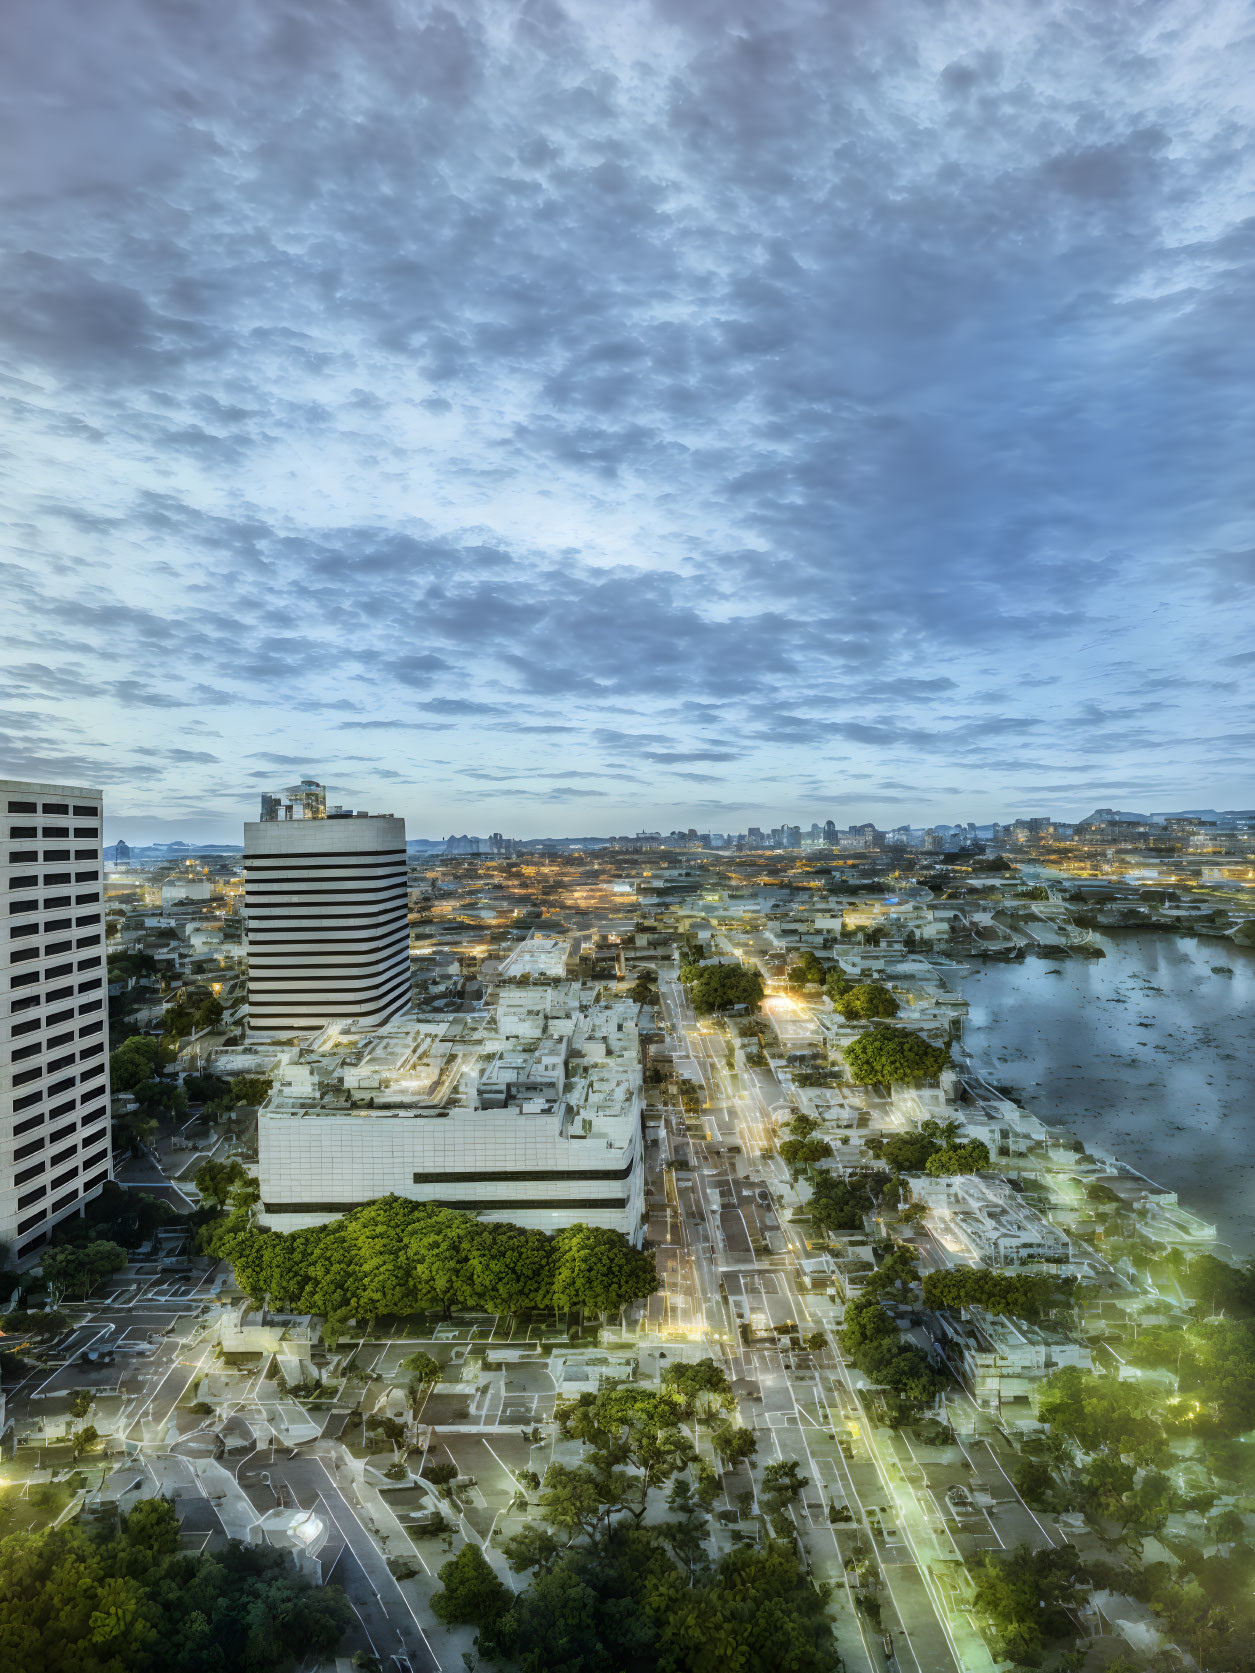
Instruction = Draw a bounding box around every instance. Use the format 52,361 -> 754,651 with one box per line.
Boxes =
413,1163 -> 635,1183
245,849 -> 406,865
262,1196 -> 629,1214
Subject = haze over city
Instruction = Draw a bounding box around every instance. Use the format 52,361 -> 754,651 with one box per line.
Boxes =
4,0 -> 1255,840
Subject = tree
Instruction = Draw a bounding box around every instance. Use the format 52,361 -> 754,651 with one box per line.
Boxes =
183,1071 -> 230,1104
685,963 -> 765,1015
554,1385 -> 696,1524
786,951 -> 827,987
483,1527 -> 841,1673
1037,1366 -> 1166,1464
399,1350 -> 442,1387
923,1139 -> 991,1176
107,951 -> 159,985
1,1308 -> 68,1340
108,1034 -> 167,1093
502,1522 -> 564,1574
430,1543 -> 511,1627
712,1423 -> 758,1469
193,995 -> 224,1031
228,1074 -> 272,1107
806,1172 -> 873,1234
132,1078 -> 188,1121
630,971 -> 659,1005
842,1026 -> 950,1086
761,1459 -> 807,1514
778,1136 -> 833,1179
831,983 -> 898,1021
921,1268 -> 1069,1321
0,1496 -> 351,1671
970,1542 -> 1083,1661
1013,1456 -> 1058,1511
876,1129 -> 943,1172
824,968 -> 850,1002
1079,1453 -> 1137,1525
551,1224 -> 660,1316
194,1157 -> 252,1209
41,1240 -> 128,1303
205,1196 -> 656,1322
661,1358 -> 736,1420
423,1460 -> 459,1494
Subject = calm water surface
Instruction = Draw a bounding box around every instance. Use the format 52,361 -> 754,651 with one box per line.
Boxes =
950,934 -> 1255,1255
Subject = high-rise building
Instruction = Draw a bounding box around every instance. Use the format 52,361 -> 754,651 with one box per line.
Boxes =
2,779 -> 112,1261
244,811 -> 410,1035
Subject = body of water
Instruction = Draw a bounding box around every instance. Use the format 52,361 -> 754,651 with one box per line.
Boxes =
949,933 -> 1255,1256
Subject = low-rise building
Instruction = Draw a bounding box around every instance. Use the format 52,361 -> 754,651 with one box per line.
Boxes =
256,981 -> 645,1240
908,1172 -> 1072,1268
932,1305 -> 1091,1409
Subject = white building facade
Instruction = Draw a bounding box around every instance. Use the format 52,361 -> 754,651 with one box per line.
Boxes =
1,779 -> 112,1260
243,815 -> 410,1035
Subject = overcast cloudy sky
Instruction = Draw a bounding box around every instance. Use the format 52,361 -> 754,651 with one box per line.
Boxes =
2,0 -> 1253,840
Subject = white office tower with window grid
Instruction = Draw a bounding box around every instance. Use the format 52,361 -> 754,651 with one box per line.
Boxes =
243,814 -> 410,1035
2,780 -> 112,1262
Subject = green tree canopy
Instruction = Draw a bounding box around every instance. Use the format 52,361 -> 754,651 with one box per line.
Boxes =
685,963 -> 765,1014
41,1241 -> 128,1302
471,1527 -> 842,1673
1037,1366 -> 1166,1464
842,1026 -> 950,1086
778,1136 -> 834,1179
203,1196 -> 657,1321
0,1496 -> 350,1673
193,1158 -> 253,1210
660,1358 -> 735,1419
831,982 -> 899,1021
923,1139 -> 991,1176
429,1542 -> 510,1627
182,1072 -> 230,1104
786,950 -> 827,987
806,1172 -> 874,1234
228,1075 -> 273,1108
970,1542 -> 1083,1661
921,1268 -> 1071,1320
108,1035 -> 167,1093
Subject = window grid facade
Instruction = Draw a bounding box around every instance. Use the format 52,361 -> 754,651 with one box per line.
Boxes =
2,779 -> 113,1260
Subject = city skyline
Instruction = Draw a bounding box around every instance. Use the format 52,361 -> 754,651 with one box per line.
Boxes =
4,1 -> 1255,835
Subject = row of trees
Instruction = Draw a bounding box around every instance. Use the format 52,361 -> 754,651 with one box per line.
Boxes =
0,1497 -> 350,1673
203,1196 -> 659,1320
920,1267 -> 1072,1321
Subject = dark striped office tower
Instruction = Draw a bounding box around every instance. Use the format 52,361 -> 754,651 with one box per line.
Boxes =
243,814 -> 410,1034
2,779 -> 112,1261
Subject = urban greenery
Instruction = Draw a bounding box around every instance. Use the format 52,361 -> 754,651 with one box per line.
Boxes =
204,1196 -> 659,1319
431,1369 -> 839,1673
969,1542 -> 1083,1661
0,1496 -> 351,1673
683,961 -> 766,1014
830,982 -> 899,1021
920,1268 -> 1072,1321
841,1026 -> 950,1086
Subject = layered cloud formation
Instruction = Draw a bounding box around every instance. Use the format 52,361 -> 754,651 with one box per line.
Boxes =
2,0 -> 1253,837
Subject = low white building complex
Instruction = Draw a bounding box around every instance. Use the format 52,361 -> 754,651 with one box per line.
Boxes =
933,1305 -> 1091,1410
908,1172 -> 1072,1268
256,977 -> 645,1240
